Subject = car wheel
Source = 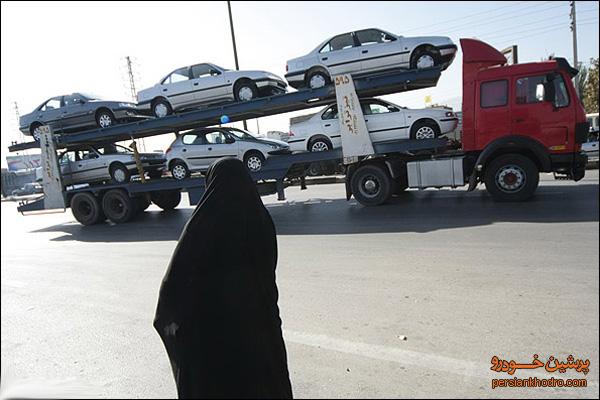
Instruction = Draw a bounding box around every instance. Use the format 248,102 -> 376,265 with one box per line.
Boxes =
410,120 -> 440,140
244,151 -> 265,172
411,48 -> 439,69
308,137 -> 332,152
351,164 -> 392,206
102,189 -> 136,224
96,109 -> 115,129
153,99 -> 172,118
306,70 -> 330,89
30,123 -> 43,141
170,161 -> 189,180
109,162 -> 131,184
234,81 -> 258,102
70,192 -> 105,225
484,154 -> 539,202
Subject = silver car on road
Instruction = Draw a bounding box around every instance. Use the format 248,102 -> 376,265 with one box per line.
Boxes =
58,144 -> 166,185
137,63 -> 287,118
285,28 -> 457,89
166,127 -> 289,179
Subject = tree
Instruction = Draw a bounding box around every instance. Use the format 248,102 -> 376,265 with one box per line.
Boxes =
583,58 -> 599,114
574,63 -> 588,99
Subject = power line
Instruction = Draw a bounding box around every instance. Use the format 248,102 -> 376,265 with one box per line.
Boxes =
401,1 -> 529,33
431,2 -> 567,35
480,16 -> 597,41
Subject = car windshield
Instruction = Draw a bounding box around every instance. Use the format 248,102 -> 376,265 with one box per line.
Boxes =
228,128 -> 259,140
95,144 -> 132,155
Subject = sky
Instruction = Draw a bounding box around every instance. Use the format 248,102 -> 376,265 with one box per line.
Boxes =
1,1 -> 598,167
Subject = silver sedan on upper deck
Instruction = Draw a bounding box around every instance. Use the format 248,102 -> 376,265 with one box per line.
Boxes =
137,63 -> 287,118
285,28 -> 457,89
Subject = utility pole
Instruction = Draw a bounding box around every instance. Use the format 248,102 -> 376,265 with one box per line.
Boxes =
227,1 -> 248,130
125,56 -> 145,151
125,56 -> 137,102
570,1 -> 578,68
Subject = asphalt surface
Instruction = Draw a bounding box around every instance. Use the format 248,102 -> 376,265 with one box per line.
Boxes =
1,171 -> 598,399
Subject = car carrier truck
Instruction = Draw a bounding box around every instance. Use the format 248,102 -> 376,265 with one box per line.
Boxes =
8,38 -> 588,225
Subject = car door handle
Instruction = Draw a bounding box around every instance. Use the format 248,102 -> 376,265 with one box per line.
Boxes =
78,164 -> 83,167
514,118 -> 525,123
182,148 -> 186,152
193,82 -> 199,86
365,119 -> 369,122
208,147 -> 212,151
362,50 -> 368,54
162,88 -> 168,92
324,123 -> 331,127
321,57 -> 328,61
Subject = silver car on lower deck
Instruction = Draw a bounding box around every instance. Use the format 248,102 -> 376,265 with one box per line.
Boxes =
58,144 -> 166,185
166,127 -> 289,179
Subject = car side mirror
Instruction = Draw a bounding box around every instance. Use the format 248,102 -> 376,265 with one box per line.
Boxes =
225,137 -> 235,144
388,107 -> 400,112
77,99 -> 86,104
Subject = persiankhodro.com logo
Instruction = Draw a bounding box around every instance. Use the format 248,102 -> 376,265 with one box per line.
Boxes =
492,376 -> 587,389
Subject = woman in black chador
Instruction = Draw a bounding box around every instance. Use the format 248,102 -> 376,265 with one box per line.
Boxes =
153,158 -> 293,399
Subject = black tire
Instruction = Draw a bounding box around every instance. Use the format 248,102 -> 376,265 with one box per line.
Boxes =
410,120 -> 440,140
234,80 -> 258,102
30,122 -> 43,142
308,136 -> 332,152
152,98 -> 173,118
243,151 -> 265,172
170,160 -> 190,180
136,194 -> 152,213
351,164 -> 393,206
70,192 -> 105,225
151,190 -> 181,211
102,189 -> 136,223
96,109 -> 115,129
109,162 -> 131,184
306,69 -> 330,89
484,154 -> 539,202
410,48 -> 440,70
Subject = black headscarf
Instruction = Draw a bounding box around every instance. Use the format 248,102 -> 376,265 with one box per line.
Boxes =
153,158 -> 293,399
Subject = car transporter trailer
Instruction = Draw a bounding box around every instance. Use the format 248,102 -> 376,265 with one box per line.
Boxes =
8,38 -> 588,225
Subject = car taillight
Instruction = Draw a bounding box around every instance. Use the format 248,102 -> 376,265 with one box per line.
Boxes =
288,131 -> 294,137
286,63 -> 288,72
166,147 -> 172,154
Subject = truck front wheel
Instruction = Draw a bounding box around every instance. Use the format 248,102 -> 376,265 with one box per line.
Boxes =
351,164 -> 392,206
484,154 -> 539,202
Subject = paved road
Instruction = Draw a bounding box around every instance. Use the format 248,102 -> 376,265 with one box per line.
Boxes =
1,171 -> 598,398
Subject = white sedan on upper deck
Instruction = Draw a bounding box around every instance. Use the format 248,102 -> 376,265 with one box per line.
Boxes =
287,98 -> 458,152
285,28 -> 457,89
137,63 -> 287,118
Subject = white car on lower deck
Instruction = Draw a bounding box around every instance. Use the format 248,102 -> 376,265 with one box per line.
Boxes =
287,98 -> 458,152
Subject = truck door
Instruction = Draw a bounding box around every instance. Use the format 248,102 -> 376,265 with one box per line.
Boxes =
475,79 -> 511,148
512,72 -> 574,151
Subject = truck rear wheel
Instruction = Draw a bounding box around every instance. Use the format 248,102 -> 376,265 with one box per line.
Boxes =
484,154 -> 539,202
351,164 -> 392,206
151,190 -> 181,210
102,189 -> 136,223
71,192 -> 104,225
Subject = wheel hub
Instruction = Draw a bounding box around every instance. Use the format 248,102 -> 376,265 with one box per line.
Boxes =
311,141 -> 329,152
415,126 -> 435,139
99,114 -> 112,128
114,169 -> 126,182
238,87 -> 254,101
247,156 -> 262,171
155,103 -> 168,118
417,54 -> 435,69
359,175 -> 380,198
172,165 -> 186,180
309,74 -> 326,89
496,165 -> 525,192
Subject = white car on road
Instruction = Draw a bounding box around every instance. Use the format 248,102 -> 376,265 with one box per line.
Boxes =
287,98 -> 458,152
285,28 -> 457,89
137,63 -> 287,117
166,127 -> 290,179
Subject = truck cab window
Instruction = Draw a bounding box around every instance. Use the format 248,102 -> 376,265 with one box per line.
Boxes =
480,80 -> 508,108
552,74 -> 569,108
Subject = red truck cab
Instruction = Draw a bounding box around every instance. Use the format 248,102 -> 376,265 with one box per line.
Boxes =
460,39 -> 588,200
